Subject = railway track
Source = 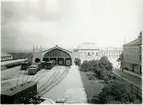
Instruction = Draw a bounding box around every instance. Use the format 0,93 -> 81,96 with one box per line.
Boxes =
37,66 -> 70,96
37,66 -> 61,92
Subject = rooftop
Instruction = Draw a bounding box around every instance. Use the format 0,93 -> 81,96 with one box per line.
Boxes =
124,32 -> 142,46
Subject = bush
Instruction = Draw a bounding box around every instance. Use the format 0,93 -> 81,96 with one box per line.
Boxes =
103,76 -> 109,83
80,56 -> 113,81
98,78 -> 133,104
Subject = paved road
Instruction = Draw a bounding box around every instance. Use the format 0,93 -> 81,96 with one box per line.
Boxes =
112,69 -> 141,87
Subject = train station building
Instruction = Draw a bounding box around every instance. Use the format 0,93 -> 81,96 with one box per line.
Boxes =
32,45 -> 73,66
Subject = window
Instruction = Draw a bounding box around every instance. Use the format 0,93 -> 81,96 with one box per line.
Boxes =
96,52 -> 98,56
92,52 -> 94,55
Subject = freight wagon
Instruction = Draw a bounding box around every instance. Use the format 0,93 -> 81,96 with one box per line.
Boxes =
1,82 -> 38,104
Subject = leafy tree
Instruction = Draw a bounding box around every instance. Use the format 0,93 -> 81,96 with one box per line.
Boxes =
98,78 -> 131,103
80,60 -> 90,71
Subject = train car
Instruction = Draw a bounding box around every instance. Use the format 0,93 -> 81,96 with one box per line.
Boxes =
1,82 -> 38,104
41,61 -> 47,69
20,60 -> 31,70
28,63 -> 41,75
45,61 -> 55,69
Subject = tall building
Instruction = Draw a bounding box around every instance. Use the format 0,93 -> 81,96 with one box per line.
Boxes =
121,32 -> 142,74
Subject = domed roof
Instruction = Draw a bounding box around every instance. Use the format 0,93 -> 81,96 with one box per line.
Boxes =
77,42 -> 98,49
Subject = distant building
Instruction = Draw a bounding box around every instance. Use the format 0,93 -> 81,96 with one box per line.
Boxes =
74,42 -> 122,68
99,47 -> 122,58
76,42 -> 100,63
1,52 -> 13,62
99,47 -> 123,68
121,32 -> 142,74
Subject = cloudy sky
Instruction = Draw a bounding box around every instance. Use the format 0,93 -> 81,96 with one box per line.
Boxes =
1,0 -> 143,52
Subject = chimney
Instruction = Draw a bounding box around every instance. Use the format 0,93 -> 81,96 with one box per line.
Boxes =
138,31 -> 142,38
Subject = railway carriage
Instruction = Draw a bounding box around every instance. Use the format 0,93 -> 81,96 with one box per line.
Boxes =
1,82 -> 38,104
20,60 -> 32,70
45,61 -> 55,69
28,63 -> 41,75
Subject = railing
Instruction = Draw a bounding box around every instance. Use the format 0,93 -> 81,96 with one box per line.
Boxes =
112,72 -> 142,100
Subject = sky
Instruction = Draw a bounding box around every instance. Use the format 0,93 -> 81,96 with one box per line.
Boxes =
1,0 -> 143,52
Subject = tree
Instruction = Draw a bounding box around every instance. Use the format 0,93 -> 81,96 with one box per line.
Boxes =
98,78 -> 130,103
92,56 -> 113,78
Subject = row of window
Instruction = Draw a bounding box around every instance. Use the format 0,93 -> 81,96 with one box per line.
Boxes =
124,47 -> 140,53
123,53 -> 141,62
80,52 -> 98,56
99,51 -> 122,55
80,52 -> 121,57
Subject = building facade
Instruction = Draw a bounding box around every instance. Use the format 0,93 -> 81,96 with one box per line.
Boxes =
32,45 -> 72,66
99,48 -> 123,68
121,32 -> 142,74
75,42 -> 100,63
74,42 -> 122,68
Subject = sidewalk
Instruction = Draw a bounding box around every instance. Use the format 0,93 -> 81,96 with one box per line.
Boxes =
123,69 -> 142,79
112,69 -> 141,87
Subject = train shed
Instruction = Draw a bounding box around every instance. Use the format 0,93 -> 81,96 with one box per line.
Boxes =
32,45 -> 72,66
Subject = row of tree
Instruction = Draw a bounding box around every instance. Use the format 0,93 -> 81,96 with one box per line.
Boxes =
80,56 -> 113,82
80,56 -> 141,104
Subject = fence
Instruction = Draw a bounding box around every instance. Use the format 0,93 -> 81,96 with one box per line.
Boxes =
112,72 -> 142,101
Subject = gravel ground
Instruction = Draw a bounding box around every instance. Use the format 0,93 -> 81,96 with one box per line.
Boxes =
43,65 -> 88,103
1,66 -> 56,91
1,66 -> 21,81
1,65 -> 88,103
